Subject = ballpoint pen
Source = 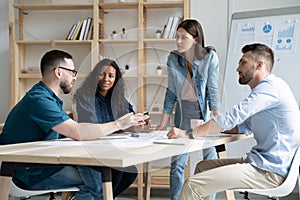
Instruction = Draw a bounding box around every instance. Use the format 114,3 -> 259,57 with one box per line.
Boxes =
131,133 -> 140,138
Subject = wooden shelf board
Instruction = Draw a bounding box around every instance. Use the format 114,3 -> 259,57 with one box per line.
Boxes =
15,3 -> 93,10
19,73 -> 88,79
151,177 -> 170,185
144,38 -> 176,43
143,1 -> 184,9
99,39 -> 138,44
123,75 -> 138,78
99,2 -> 138,10
144,75 -> 167,78
16,40 -> 92,45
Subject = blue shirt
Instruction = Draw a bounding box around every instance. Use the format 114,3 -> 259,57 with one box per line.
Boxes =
163,50 -> 221,123
0,81 -> 69,187
213,74 -> 300,177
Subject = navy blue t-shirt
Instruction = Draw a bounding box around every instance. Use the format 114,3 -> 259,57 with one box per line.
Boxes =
76,92 -> 133,124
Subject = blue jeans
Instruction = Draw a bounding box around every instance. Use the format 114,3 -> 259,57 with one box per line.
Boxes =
29,166 -> 103,200
170,147 -> 217,200
111,167 -> 137,198
28,165 -> 137,199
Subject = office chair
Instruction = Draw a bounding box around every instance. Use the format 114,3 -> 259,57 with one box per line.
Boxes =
10,180 -> 79,200
234,146 -> 300,200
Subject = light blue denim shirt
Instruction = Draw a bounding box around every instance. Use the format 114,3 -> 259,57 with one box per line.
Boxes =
213,74 -> 300,177
163,50 -> 221,123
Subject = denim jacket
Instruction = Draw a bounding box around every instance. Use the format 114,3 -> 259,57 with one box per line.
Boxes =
163,50 -> 221,123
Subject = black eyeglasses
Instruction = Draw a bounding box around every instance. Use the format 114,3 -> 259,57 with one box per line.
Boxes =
58,66 -> 78,77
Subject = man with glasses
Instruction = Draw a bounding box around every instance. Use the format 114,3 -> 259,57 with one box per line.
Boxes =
0,49 -> 148,200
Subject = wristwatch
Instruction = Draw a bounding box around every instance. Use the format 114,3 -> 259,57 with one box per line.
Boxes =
186,129 -> 194,139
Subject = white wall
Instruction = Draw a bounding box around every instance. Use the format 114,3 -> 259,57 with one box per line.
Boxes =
191,0 -> 229,84
232,0 -> 300,12
0,1 -> 9,122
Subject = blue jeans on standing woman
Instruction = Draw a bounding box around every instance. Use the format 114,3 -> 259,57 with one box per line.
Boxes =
170,100 -> 217,200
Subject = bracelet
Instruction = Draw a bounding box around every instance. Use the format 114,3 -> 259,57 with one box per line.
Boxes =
186,128 -> 194,139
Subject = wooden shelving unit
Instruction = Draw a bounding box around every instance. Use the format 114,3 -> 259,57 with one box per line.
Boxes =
9,0 -> 190,113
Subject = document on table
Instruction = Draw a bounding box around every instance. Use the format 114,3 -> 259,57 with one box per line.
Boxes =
152,133 -> 232,145
98,134 -> 130,140
195,133 -> 232,140
38,140 -> 103,146
153,138 -> 187,145
38,131 -> 170,147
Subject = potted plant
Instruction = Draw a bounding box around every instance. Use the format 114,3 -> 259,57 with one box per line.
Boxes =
121,28 -> 127,39
156,65 -> 162,75
111,30 -> 117,39
156,30 -> 162,39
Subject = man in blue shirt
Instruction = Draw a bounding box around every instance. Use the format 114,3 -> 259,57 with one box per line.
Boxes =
167,43 -> 300,200
0,49 -> 148,200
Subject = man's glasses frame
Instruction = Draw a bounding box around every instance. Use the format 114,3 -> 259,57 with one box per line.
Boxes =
58,66 -> 78,77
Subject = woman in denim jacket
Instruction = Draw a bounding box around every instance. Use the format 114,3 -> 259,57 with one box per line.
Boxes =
159,19 -> 221,200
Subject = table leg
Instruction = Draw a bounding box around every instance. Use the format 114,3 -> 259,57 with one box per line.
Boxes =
137,164 -> 144,200
0,162 -> 14,200
92,166 -> 113,200
143,163 -> 152,200
100,168 -> 113,200
103,181 -> 113,200
215,144 -> 236,200
0,176 -> 11,200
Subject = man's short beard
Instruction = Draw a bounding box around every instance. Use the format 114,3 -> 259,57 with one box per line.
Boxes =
60,81 -> 72,94
238,65 -> 255,85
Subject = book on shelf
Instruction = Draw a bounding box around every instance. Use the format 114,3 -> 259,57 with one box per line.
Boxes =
67,20 -> 80,40
72,20 -> 83,40
66,18 -> 93,40
66,23 -> 77,40
78,19 -> 88,40
88,22 -> 93,40
162,16 -> 173,39
168,16 -> 181,39
161,25 -> 167,39
84,18 -> 93,40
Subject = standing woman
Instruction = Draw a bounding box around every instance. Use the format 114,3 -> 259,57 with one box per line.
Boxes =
73,58 -> 137,199
159,19 -> 221,200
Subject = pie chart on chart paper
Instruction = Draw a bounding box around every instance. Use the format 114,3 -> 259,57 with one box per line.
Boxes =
263,24 -> 272,33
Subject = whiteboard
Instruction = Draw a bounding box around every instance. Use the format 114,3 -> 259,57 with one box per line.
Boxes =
222,6 -> 300,110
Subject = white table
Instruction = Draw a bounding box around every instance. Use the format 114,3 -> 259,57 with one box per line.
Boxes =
0,132 -> 251,200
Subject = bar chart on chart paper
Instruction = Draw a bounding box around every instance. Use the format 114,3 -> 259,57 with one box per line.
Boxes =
275,24 -> 295,51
